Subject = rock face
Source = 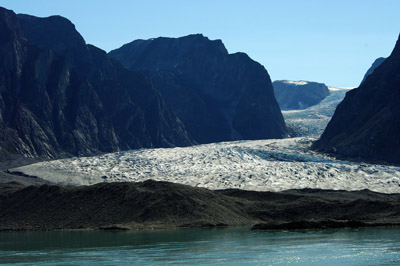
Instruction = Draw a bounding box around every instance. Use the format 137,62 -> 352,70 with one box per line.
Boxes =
313,35 -> 400,165
109,34 -> 287,144
0,7 -> 193,159
360,57 -> 386,85
273,80 -> 330,110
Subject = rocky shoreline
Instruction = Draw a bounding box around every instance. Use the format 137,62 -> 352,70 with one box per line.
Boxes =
1,179 -> 399,231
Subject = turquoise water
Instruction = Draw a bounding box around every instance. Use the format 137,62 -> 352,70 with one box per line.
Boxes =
1,227 -> 400,265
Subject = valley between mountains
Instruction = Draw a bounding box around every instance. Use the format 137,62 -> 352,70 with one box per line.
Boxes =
15,86 -> 400,194
1,6 -> 400,231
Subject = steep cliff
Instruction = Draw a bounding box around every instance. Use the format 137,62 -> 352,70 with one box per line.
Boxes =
0,7 -> 193,159
313,35 -> 400,165
109,35 -> 287,144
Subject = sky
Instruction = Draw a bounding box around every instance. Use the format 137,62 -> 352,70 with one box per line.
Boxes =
1,0 -> 399,87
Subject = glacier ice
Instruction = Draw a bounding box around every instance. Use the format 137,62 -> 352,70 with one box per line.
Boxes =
11,137 -> 400,193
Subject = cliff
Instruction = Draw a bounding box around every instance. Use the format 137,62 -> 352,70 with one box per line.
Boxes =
0,7 -> 193,159
109,35 -> 287,144
313,35 -> 400,165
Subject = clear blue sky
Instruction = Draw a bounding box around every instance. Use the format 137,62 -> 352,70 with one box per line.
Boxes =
1,0 -> 399,87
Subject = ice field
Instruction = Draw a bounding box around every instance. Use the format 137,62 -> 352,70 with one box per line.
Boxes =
11,86 -> 400,193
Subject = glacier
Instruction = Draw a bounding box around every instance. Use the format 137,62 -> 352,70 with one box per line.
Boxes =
282,86 -> 351,137
10,86 -> 400,193
11,137 -> 400,193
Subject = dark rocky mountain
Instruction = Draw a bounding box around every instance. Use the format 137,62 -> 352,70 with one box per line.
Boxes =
109,35 -> 287,144
0,7 -> 193,159
360,57 -> 386,85
272,80 -> 330,110
313,35 -> 400,165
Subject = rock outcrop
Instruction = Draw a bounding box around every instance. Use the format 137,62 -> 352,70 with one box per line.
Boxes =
273,80 -> 330,110
313,35 -> 400,165
0,7 -> 193,159
109,34 -> 287,144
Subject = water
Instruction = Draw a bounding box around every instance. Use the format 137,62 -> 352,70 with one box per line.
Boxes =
1,227 -> 400,265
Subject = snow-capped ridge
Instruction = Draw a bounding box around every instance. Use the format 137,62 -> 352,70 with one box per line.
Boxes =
280,80 -> 309,85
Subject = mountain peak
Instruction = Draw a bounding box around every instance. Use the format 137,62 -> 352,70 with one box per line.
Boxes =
16,13 -> 91,71
17,13 -> 76,29
0,7 -> 20,42
109,34 -> 228,71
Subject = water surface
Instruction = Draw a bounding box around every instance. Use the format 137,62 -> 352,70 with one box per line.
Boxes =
1,227 -> 400,265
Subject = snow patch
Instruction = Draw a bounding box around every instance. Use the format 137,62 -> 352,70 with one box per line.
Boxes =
328,86 -> 355,91
281,80 -> 309,85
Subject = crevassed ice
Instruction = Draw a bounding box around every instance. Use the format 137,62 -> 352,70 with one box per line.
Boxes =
282,87 -> 351,137
11,137 -> 400,193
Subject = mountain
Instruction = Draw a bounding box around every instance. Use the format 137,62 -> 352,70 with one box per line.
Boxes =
360,57 -> 386,85
272,80 -> 330,110
0,7 -> 193,159
109,35 -> 287,144
313,35 -> 400,165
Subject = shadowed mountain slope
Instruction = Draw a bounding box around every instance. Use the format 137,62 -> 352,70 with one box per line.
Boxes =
0,7 -> 193,159
313,35 -> 400,165
109,35 -> 287,144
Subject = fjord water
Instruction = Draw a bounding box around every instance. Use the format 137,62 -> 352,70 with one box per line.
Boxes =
1,227 -> 400,265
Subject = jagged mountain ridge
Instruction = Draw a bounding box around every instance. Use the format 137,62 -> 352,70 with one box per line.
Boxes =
272,80 -> 330,110
0,7 -> 193,159
109,35 -> 288,144
313,35 -> 400,165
